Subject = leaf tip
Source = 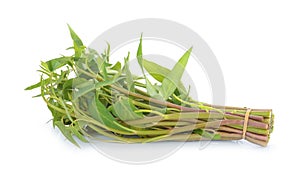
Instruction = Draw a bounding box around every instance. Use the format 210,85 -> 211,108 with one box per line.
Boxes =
137,34 -> 143,59
67,23 -> 73,33
67,23 -> 72,29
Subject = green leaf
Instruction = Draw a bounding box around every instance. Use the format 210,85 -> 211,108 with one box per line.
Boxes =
145,79 -> 158,97
105,43 -> 110,62
73,79 -> 115,100
64,78 -> 86,89
101,61 -> 109,80
123,52 -> 135,92
87,95 -> 134,133
70,123 -> 88,143
111,61 -> 121,71
81,48 -> 102,74
143,59 -> 169,81
73,80 -> 94,99
47,98 -> 64,127
161,47 -> 192,100
41,61 -> 49,71
67,25 -> 83,46
32,94 -> 42,98
112,98 -> 143,121
55,121 -> 79,147
67,24 -> 84,59
111,62 -> 123,81
25,78 -> 51,90
143,59 -> 187,96
137,34 -> 144,67
136,35 -> 159,97
96,55 -> 104,73
56,70 -> 68,85
62,78 -> 85,100
46,56 -> 71,72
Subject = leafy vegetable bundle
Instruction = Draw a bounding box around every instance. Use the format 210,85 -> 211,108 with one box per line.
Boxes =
26,26 -> 274,147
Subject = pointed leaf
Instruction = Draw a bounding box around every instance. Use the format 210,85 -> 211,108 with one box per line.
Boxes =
106,43 -> 111,62
88,95 -> 134,133
67,24 -> 83,46
113,98 -> 143,121
70,124 -> 88,143
137,34 -> 143,67
45,56 -> 71,72
136,35 -> 159,97
123,52 -> 135,92
67,24 -> 84,59
55,121 -> 79,147
143,59 -> 187,96
161,47 -> 192,100
101,61 -> 109,80
145,78 -> 158,97
111,61 -> 121,71
25,78 -> 51,90
73,79 -> 116,100
73,80 -> 94,99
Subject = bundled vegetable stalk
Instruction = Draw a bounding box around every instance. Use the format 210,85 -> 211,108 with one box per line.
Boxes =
26,26 -> 274,147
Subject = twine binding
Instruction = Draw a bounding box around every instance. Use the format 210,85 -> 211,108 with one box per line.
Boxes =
242,108 -> 252,139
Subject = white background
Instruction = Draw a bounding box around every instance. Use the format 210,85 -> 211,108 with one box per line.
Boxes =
1,0 -> 299,178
